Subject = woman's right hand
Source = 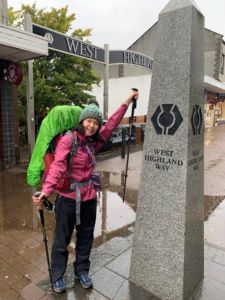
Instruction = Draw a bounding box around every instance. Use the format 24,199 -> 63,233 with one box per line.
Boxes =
32,191 -> 48,210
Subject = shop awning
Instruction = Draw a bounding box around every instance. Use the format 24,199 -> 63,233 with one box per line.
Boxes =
0,24 -> 48,62
204,75 -> 225,94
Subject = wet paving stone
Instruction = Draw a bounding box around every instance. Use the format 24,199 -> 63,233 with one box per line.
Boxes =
191,277 -> 225,300
89,249 -> 115,275
204,244 -> 218,261
95,236 -> 132,257
11,276 -> 31,292
204,198 -> 225,249
211,247 -> 225,266
20,282 -> 46,300
92,267 -> 125,299
0,286 -> 23,300
106,247 -> 132,279
113,279 -> 130,300
204,259 -> 225,285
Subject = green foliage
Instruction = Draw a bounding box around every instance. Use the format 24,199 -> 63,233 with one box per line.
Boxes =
9,4 -> 100,126
7,7 -> 20,26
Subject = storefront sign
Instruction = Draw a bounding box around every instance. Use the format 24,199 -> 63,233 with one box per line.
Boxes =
3,62 -> 23,85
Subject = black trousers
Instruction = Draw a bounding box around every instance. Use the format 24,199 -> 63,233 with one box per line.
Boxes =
51,195 -> 97,283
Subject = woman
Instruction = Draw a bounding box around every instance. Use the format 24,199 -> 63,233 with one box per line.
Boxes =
32,90 -> 139,293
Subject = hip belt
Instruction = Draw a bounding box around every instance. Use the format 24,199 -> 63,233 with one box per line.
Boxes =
70,179 -> 92,225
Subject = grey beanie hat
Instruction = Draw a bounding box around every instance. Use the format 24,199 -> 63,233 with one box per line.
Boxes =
79,104 -> 104,126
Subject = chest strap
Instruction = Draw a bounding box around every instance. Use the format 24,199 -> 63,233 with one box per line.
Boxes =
70,179 -> 92,225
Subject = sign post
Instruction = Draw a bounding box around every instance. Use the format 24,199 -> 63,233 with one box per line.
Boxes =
25,14 -> 35,157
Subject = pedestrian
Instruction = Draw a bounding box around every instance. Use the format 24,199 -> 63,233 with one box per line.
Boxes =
32,90 -> 139,293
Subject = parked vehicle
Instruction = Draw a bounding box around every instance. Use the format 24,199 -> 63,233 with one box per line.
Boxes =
111,126 -> 136,145
98,125 -> 136,154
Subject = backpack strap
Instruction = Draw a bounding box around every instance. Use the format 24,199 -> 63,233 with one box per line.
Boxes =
65,130 -> 80,225
65,130 -> 79,178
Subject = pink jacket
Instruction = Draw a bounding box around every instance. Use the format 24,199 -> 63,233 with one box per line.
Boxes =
42,103 -> 128,201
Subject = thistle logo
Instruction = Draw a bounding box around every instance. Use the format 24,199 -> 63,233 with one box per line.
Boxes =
191,105 -> 202,135
151,104 -> 183,135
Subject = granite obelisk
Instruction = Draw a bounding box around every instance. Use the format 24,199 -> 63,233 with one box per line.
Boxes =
130,1 -> 204,299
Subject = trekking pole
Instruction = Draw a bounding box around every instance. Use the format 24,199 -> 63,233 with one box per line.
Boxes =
34,192 -> 53,289
122,88 -> 138,202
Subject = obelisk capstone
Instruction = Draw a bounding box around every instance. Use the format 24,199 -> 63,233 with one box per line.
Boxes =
130,1 -> 204,299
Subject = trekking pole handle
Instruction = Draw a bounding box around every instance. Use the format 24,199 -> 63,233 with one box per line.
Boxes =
33,191 -> 54,211
33,191 -> 45,210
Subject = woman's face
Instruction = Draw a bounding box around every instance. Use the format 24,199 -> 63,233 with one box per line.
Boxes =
83,118 -> 99,136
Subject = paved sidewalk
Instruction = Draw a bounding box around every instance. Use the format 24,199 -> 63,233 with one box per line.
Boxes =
36,232 -> 225,299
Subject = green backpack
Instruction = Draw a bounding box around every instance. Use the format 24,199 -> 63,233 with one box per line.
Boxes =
27,105 -> 83,188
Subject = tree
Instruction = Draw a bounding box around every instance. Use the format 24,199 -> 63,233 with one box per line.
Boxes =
9,4 -> 100,129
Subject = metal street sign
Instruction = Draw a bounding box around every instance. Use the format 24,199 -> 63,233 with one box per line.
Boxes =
32,24 -> 153,71
30,21 -> 154,138
32,23 -> 105,63
109,50 -> 153,71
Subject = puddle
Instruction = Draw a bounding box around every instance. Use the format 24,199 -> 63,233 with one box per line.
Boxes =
1,167 -> 225,248
0,169 -> 137,245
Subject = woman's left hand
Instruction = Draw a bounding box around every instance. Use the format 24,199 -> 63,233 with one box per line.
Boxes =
124,90 -> 139,107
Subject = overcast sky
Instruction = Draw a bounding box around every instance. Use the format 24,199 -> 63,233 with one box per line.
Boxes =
7,0 -> 225,49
